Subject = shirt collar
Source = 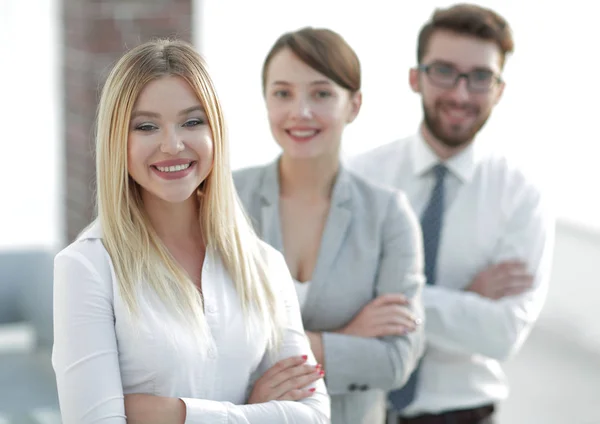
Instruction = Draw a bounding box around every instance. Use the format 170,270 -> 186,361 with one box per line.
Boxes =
410,128 -> 478,182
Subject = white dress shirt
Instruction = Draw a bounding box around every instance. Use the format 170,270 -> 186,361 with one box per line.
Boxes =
348,132 -> 555,416
52,221 -> 330,424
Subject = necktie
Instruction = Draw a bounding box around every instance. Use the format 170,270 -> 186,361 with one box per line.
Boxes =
388,163 -> 447,411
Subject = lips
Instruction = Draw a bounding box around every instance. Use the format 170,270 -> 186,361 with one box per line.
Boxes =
151,158 -> 194,168
440,103 -> 478,126
285,128 -> 321,143
150,159 -> 197,180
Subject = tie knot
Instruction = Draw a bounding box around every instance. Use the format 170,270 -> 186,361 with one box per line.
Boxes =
432,164 -> 447,181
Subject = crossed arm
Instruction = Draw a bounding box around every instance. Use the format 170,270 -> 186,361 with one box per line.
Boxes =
52,247 -> 329,424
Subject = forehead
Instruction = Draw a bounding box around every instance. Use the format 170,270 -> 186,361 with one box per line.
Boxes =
266,48 -> 330,85
423,30 -> 503,72
135,76 -> 200,108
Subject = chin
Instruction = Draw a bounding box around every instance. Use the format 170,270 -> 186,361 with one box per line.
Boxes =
148,187 -> 198,205
284,145 -> 323,160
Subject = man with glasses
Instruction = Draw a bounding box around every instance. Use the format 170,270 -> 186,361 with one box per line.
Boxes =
349,4 -> 554,423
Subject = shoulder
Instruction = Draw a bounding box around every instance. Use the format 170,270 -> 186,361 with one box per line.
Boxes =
478,150 -> 548,205
54,221 -> 114,291
232,164 -> 268,195
255,239 -> 287,274
346,137 -> 409,172
345,167 -> 415,223
345,136 -> 413,188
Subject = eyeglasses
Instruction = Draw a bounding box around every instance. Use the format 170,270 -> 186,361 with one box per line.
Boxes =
418,62 -> 503,93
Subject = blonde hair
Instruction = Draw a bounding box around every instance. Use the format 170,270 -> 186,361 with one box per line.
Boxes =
95,39 -> 282,353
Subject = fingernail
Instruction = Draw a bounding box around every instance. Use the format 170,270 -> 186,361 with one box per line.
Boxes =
301,355 -> 308,360
319,370 -> 325,376
309,388 -> 316,392
315,364 -> 322,370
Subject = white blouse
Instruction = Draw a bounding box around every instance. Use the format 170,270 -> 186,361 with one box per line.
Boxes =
51,221 -> 330,424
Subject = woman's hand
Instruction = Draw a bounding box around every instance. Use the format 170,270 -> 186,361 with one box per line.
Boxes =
339,293 -> 421,338
247,355 -> 324,403
124,394 -> 186,424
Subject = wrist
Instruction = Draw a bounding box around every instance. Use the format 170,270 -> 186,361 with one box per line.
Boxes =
335,325 -> 348,335
173,398 -> 186,424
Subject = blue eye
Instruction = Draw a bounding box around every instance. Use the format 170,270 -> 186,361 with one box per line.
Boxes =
183,118 -> 205,127
432,64 -> 455,76
471,70 -> 493,82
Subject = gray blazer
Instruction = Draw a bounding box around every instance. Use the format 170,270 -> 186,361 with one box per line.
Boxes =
234,160 -> 425,424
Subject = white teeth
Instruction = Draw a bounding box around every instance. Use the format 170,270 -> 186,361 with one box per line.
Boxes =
156,163 -> 191,173
289,130 -> 318,137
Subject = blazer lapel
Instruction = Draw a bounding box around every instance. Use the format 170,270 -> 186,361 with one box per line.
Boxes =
302,167 -> 353,325
258,160 -> 283,253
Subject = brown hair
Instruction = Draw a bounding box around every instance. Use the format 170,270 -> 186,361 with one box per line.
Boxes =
261,27 -> 361,94
417,3 -> 514,67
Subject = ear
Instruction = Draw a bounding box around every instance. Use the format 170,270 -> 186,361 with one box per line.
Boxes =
346,91 -> 363,123
409,67 -> 421,93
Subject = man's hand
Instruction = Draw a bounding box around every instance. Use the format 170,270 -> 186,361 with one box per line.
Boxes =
466,260 -> 534,300
247,355 -> 324,404
124,394 -> 186,424
338,293 -> 421,338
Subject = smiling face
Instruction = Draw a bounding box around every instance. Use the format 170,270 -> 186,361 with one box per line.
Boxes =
410,30 -> 505,151
127,75 -> 214,204
264,48 -> 361,161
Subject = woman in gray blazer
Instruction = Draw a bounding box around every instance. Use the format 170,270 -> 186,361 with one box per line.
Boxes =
234,27 -> 426,424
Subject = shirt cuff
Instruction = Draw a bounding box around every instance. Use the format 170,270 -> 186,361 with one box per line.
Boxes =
180,398 -> 228,424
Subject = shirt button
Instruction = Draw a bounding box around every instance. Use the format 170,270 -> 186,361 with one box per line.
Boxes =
206,304 -> 216,313
207,348 -> 216,359
348,383 -> 357,391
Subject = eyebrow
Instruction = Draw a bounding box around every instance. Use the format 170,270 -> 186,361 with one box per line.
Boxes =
431,60 -> 496,73
130,105 -> 205,119
271,80 -> 332,86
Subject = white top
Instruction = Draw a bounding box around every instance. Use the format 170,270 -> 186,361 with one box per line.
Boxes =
292,279 -> 312,309
52,221 -> 330,424
348,133 -> 554,416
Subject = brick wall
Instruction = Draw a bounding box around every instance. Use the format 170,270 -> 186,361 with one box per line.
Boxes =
62,0 -> 194,242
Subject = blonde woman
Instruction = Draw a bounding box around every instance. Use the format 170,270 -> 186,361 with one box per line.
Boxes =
52,39 -> 329,424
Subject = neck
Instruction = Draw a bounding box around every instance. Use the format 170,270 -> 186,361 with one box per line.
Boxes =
420,122 -> 471,161
278,153 -> 339,201
142,191 -> 203,245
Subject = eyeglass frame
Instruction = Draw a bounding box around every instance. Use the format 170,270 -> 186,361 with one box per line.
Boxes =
417,62 -> 503,93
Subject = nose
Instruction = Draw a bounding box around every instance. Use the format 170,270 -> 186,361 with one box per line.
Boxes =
160,127 -> 185,155
291,97 -> 313,120
448,77 -> 470,102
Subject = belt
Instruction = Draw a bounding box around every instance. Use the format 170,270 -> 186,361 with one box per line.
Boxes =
398,404 -> 495,424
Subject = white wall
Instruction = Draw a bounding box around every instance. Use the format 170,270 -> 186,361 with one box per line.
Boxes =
538,220 -> 600,353
0,0 -> 62,249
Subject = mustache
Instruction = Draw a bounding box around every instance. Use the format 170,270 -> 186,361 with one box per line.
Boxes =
437,100 -> 479,113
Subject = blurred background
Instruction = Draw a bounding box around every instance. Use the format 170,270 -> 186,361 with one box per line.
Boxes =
0,0 -> 598,423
